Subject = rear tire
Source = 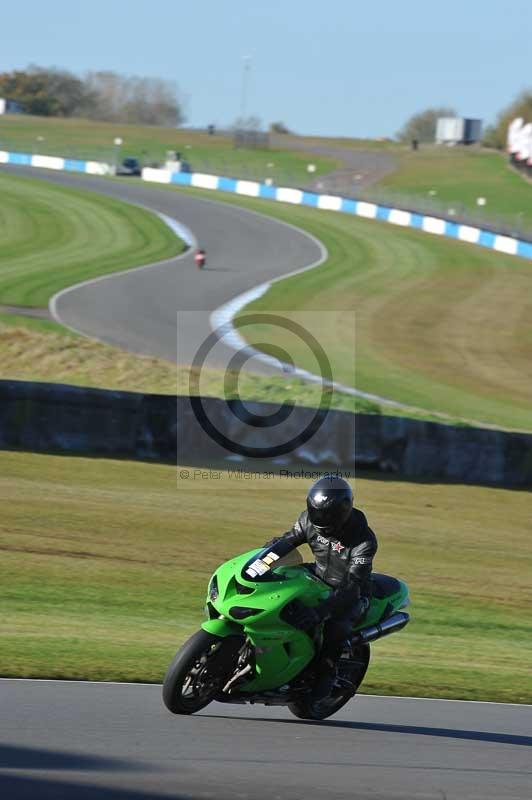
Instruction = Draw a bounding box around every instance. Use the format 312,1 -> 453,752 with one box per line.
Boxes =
288,643 -> 370,721
288,691 -> 352,721
162,630 -> 242,715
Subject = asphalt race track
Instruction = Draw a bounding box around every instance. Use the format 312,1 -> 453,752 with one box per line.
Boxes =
1,679 -> 530,800
2,165 -> 323,365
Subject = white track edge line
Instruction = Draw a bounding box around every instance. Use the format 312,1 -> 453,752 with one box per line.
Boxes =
1,678 -> 530,708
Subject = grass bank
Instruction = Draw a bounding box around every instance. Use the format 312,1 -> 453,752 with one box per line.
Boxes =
151,183 -> 532,432
0,319 -> 484,424
0,114 -> 338,186
0,172 -> 183,307
1,450 -> 530,703
374,146 -> 532,230
0,321 -> 381,415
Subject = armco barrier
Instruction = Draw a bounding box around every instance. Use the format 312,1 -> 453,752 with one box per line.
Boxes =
0,150 -> 114,176
140,167 -> 532,261
1,380 -> 531,487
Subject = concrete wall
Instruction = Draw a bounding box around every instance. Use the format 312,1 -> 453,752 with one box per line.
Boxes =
1,380 -> 531,487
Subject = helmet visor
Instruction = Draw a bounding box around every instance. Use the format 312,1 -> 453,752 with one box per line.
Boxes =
308,498 -> 351,532
308,505 -> 337,531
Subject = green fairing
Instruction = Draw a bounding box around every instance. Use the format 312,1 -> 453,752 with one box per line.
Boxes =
201,549 -> 409,692
363,581 -> 409,627
201,618 -> 242,637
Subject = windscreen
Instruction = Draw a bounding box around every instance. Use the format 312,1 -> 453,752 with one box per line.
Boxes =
241,543 -> 304,582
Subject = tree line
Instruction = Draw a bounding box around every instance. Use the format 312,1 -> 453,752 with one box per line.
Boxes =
483,90 -> 532,149
0,65 -> 185,127
2,63 -> 530,147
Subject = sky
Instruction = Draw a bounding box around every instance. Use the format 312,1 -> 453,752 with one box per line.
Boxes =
2,0 -> 531,138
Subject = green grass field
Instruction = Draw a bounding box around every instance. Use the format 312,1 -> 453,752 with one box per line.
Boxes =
0,114 -> 339,185
242,210 -> 532,432
0,172 -> 183,308
1,450 -> 530,703
372,146 -> 532,232
145,183 -> 532,432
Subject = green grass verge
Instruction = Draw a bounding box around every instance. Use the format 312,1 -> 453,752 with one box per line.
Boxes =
374,146 -> 532,230
0,172 -> 183,307
1,450 -> 530,703
0,114 -> 339,185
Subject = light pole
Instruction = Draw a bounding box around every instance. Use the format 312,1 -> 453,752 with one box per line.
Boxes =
240,55 -> 252,125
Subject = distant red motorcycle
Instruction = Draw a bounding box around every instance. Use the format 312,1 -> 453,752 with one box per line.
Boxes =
194,249 -> 206,269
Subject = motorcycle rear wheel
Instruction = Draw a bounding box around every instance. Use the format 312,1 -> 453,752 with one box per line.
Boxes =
288,689 -> 354,721
162,630 -> 241,715
288,643 -> 370,721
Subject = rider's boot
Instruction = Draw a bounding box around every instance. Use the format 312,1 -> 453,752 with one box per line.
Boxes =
311,656 -> 337,701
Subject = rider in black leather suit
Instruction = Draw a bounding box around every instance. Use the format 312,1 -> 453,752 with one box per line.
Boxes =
267,476 -> 378,699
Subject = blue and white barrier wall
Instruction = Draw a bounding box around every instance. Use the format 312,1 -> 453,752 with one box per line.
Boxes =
0,150 -> 114,176
141,167 -> 532,261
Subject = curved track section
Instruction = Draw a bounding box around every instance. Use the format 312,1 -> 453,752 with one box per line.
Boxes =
1,166 -> 323,364
1,679 -> 530,800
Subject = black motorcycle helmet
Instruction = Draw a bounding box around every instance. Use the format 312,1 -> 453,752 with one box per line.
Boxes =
306,476 -> 353,535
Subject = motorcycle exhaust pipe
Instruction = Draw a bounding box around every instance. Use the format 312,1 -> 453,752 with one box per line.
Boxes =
352,611 -> 410,644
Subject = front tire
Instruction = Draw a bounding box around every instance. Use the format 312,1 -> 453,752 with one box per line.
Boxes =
162,630 -> 241,715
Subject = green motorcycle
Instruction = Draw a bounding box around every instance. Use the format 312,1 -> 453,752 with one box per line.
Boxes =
162,544 -> 410,721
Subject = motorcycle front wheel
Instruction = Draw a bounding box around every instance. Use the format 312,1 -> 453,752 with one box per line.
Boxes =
162,630 -> 242,715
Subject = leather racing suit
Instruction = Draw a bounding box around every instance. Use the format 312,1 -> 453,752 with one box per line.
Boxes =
272,507 -> 378,661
